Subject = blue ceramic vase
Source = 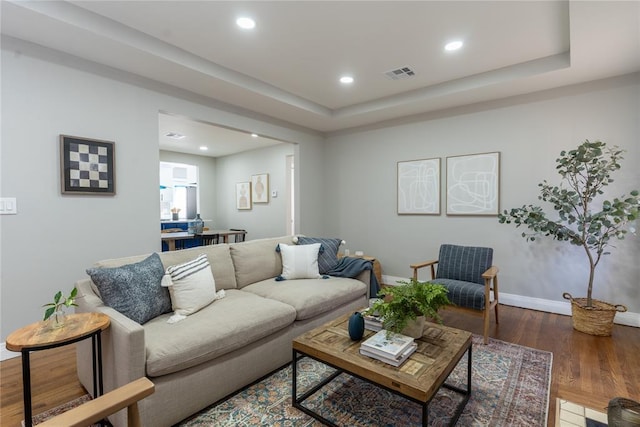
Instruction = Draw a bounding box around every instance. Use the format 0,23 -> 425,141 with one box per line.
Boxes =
348,312 -> 365,340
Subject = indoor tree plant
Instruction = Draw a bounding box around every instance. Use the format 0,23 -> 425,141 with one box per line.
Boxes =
498,140 -> 638,335
369,279 -> 451,338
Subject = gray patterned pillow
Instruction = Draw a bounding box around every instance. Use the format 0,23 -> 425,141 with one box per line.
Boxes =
87,253 -> 171,324
296,236 -> 342,274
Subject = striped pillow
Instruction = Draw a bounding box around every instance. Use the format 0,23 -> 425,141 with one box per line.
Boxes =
162,254 -> 222,322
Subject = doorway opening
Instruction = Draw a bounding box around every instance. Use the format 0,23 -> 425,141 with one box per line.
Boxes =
286,155 -> 295,235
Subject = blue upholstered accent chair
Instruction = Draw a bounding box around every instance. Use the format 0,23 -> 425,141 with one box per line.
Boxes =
410,244 -> 499,344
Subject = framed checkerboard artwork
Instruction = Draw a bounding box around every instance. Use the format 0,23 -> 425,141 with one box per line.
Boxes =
60,135 -> 115,195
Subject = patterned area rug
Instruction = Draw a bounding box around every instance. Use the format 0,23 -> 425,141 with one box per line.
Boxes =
31,394 -> 96,425
178,335 -> 552,426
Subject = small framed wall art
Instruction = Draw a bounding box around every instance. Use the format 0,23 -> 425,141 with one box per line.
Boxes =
60,135 -> 115,195
251,173 -> 269,203
236,182 -> 252,210
397,157 -> 441,215
446,151 -> 500,215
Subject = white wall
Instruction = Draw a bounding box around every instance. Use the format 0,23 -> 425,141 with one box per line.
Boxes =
214,143 -> 294,239
0,37 -> 323,341
325,73 -> 640,317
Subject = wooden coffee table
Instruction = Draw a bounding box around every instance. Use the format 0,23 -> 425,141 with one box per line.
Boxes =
292,312 -> 472,426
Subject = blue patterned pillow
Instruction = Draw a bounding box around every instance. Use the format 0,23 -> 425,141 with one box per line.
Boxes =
87,253 -> 172,324
296,237 -> 342,274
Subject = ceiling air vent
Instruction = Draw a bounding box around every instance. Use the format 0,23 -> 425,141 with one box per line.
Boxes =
384,66 -> 416,80
165,132 -> 185,140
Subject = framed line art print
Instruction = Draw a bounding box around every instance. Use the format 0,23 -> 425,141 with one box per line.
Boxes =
236,182 -> 252,210
397,157 -> 441,215
60,135 -> 115,195
251,173 -> 269,203
446,151 -> 500,215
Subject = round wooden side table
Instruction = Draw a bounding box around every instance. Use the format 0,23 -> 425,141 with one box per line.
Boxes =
6,312 -> 110,427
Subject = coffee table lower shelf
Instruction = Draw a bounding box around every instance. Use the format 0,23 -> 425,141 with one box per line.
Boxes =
292,349 -> 472,427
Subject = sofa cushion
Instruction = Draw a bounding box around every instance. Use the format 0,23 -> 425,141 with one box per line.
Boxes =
230,236 -> 294,288
159,245 -> 237,290
94,244 -> 237,290
86,253 -> 171,324
242,277 -> 367,320
295,236 -> 342,274
142,289 -> 297,377
278,243 -> 321,279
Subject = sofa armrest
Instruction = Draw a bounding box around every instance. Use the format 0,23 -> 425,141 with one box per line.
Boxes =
410,259 -> 438,281
354,269 -> 372,299
75,279 -> 147,396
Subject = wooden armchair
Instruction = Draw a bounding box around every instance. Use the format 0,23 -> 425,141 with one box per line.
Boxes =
38,377 -> 154,427
411,244 -> 499,344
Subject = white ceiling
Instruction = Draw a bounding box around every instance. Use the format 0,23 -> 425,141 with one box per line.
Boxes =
2,1 -> 639,155
159,112 -> 284,157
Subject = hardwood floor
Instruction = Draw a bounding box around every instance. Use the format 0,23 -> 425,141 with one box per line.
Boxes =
1,343 -> 87,426
1,305 -> 638,426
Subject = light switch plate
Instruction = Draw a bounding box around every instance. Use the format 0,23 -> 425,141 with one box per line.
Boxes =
271,191 -> 278,198
0,198 -> 17,214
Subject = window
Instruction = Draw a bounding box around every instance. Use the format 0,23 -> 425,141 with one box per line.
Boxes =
160,161 -> 199,220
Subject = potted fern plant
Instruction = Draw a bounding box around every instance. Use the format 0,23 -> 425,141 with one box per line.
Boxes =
369,279 -> 450,338
498,140 -> 638,335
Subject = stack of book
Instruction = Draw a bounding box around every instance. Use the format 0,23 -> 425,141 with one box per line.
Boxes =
359,329 -> 417,367
362,312 -> 383,331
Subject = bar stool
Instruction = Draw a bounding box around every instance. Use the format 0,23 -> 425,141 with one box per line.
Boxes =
230,229 -> 246,242
203,234 -> 219,245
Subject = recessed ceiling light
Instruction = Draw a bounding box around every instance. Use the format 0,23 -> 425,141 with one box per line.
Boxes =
444,41 -> 463,51
199,146 -> 208,151
251,133 -> 258,138
340,76 -> 354,84
236,17 -> 256,30
165,132 -> 185,140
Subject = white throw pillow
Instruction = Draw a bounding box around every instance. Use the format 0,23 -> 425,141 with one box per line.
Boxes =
279,243 -> 321,279
162,254 -> 225,323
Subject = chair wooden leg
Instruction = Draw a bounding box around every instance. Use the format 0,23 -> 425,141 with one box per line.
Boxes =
483,311 -> 490,344
128,402 -> 141,427
493,276 -> 499,324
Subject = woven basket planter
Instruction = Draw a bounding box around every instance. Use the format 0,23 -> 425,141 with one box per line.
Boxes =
563,293 -> 627,336
607,397 -> 640,426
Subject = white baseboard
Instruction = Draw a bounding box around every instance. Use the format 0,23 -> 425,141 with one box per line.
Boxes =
382,275 -> 640,328
1,342 -> 20,361
382,275 -> 410,286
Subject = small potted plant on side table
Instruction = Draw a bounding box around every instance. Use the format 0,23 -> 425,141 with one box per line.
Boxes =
369,279 -> 450,338
43,287 -> 78,329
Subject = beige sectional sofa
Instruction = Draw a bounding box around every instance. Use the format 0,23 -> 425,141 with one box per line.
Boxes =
75,235 -> 369,427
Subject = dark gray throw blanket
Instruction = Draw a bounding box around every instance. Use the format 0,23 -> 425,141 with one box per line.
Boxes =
325,256 -> 380,297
